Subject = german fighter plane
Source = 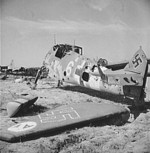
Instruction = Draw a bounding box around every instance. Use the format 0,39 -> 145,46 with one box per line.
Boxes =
1,44 -> 149,143
34,44 -> 149,107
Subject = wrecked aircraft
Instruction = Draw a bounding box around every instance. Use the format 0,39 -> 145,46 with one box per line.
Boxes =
0,44 -> 149,143
0,44 -> 131,143
34,44 -> 149,107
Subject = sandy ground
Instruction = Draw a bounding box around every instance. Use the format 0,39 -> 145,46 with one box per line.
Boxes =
0,76 -> 150,153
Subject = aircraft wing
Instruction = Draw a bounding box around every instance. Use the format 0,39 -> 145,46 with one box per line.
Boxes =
0,103 -> 129,142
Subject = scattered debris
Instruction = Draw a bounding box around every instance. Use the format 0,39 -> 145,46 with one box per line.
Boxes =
6,95 -> 38,117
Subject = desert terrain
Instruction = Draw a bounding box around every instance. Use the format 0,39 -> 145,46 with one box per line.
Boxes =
0,76 -> 150,153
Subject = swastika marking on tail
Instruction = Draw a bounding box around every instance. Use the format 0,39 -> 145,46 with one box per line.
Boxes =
132,54 -> 142,68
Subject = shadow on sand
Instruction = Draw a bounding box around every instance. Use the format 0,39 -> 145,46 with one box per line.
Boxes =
12,85 -> 150,122
60,85 -> 150,120
14,103 -> 62,117
60,85 -> 133,105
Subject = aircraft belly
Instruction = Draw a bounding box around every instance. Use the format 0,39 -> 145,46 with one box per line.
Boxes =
0,103 -> 129,142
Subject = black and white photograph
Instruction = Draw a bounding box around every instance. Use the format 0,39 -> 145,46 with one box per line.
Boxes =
0,0 -> 150,152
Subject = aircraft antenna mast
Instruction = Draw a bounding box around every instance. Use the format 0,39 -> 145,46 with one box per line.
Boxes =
74,39 -> 75,46
73,39 -> 75,51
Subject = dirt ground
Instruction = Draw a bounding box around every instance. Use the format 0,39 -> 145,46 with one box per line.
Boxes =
0,76 -> 150,153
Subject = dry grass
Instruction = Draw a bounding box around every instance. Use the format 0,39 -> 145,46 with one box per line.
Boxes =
0,76 -> 150,153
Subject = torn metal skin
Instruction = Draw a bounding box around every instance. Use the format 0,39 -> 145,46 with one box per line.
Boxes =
34,44 -> 148,107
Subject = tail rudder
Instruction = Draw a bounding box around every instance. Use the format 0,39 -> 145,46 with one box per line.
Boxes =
124,47 -> 148,107
125,46 -> 147,76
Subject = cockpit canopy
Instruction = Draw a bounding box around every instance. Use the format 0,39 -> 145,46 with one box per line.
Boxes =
54,44 -> 83,59
44,44 -> 83,66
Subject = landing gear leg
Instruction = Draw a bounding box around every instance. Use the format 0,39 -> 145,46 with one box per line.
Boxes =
57,80 -> 63,87
30,66 -> 46,89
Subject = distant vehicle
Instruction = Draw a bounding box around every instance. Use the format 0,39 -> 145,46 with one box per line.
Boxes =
33,44 -> 150,107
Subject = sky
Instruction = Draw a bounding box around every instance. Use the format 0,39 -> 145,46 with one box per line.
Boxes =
1,0 -> 150,67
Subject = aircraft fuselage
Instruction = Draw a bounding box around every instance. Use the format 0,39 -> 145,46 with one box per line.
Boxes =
31,44 -> 148,107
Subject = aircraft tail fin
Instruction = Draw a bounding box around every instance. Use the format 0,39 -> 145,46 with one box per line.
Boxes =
125,46 -> 147,76
124,47 -> 148,106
